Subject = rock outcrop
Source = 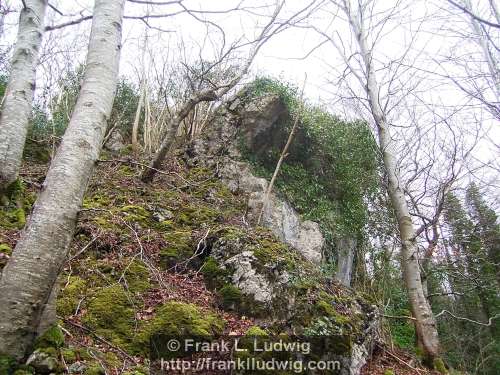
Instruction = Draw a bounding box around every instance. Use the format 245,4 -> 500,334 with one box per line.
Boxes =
188,93 -> 324,264
184,91 -> 379,374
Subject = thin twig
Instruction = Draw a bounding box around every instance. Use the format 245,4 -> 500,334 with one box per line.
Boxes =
257,74 -> 307,224
61,318 -> 138,364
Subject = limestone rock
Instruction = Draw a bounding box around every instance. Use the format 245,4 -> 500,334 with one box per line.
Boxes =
104,130 -> 126,152
26,350 -> 59,374
68,362 -> 88,374
223,251 -> 273,303
220,159 -> 324,264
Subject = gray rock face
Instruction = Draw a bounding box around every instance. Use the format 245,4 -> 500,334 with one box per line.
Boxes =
186,93 -> 379,374
223,250 -> 273,303
68,362 -> 88,374
104,130 -> 126,152
26,350 -> 59,374
236,94 -> 287,154
190,104 -> 325,264
221,160 -> 324,264
335,237 -> 357,287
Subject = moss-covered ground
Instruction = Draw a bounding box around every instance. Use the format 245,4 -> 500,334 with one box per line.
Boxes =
1,150 -> 375,374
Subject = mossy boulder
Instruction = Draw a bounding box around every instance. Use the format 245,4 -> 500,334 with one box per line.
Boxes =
244,326 -> 269,337
133,301 -> 224,355
200,256 -> 228,288
56,276 -> 88,317
159,231 -> 193,268
218,284 -> 243,309
123,260 -> 151,294
82,285 -> 136,348
35,324 -> 65,349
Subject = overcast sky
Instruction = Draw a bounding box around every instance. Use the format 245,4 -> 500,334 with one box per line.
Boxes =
1,0 -> 498,206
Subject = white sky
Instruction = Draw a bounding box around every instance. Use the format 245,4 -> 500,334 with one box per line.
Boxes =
0,0 -> 498,208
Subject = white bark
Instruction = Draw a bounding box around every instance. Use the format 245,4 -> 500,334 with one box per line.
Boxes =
132,81 -> 145,150
0,0 -> 47,190
342,0 -> 441,361
0,0 -> 125,359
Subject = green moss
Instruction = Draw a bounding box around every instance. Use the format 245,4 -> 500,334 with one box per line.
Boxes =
316,300 -> 337,316
3,179 -> 24,202
252,238 -> 289,264
118,165 -> 135,176
156,220 -> 174,231
61,348 -> 77,363
37,347 -> 58,357
35,324 -> 65,349
150,301 -> 223,336
13,370 -> 34,375
56,276 -> 87,317
120,205 -> 150,224
103,352 -> 120,367
383,370 -> 395,375
82,285 -> 135,348
85,363 -> 105,375
201,257 -> 227,288
0,207 -> 26,229
123,260 -> 151,293
159,231 -> 193,268
83,194 -> 111,209
245,326 -> 269,337
124,365 -> 148,375
434,358 -> 448,374
0,354 -> 16,375
219,284 -> 242,309
0,244 -> 12,256
133,302 -> 224,354
175,206 -> 220,226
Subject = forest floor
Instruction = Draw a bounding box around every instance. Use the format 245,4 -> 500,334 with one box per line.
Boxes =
0,156 -> 440,375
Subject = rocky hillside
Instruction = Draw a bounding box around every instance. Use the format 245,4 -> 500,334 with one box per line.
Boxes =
0,88 -> 441,375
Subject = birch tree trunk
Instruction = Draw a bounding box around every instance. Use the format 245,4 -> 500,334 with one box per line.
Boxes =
0,0 -> 47,191
0,0 -> 125,359
343,1 -> 442,364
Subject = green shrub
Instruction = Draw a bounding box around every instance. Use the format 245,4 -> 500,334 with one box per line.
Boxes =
243,77 -> 381,260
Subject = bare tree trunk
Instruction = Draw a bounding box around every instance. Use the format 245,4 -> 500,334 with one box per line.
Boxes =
0,0 -> 125,359
140,89 -> 217,182
378,114 -> 441,363
344,2 -> 442,364
0,0 -> 47,191
131,81 -> 145,150
131,31 -> 147,151
140,1 -> 286,183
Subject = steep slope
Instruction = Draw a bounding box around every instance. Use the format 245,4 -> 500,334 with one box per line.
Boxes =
1,91 -> 383,375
